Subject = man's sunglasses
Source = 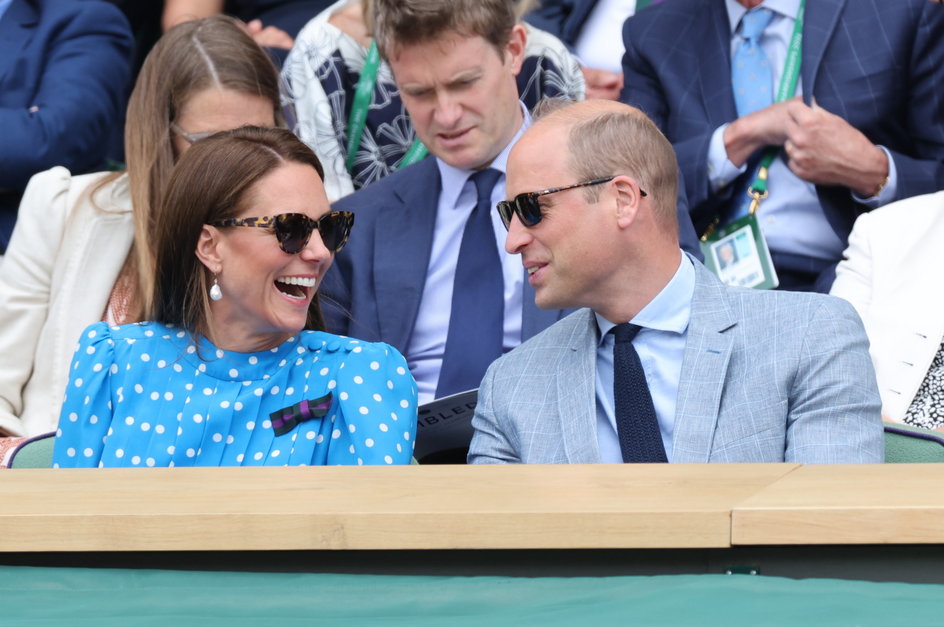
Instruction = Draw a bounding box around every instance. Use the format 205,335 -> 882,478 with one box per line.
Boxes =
496,176 -> 647,229
209,211 -> 354,254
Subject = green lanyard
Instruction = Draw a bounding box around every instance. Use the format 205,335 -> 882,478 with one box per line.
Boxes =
345,41 -> 428,173
746,0 -> 805,214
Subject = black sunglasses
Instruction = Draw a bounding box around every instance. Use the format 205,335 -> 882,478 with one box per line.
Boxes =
496,176 -> 647,229
209,211 -> 354,254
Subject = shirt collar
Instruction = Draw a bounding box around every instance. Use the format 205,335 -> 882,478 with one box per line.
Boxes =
436,102 -> 531,210
725,0 -> 802,32
595,253 -> 695,344
0,0 -> 14,23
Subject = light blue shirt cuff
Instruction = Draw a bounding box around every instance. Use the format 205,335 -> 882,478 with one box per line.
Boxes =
850,145 -> 898,208
707,124 -> 747,192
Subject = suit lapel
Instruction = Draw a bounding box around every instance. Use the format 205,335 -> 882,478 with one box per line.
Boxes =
672,263 -> 736,463
0,0 -> 38,87
557,311 -> 601,463
373,160 -> 440,350
698,2 -> 738,127
801,0 -> 844,102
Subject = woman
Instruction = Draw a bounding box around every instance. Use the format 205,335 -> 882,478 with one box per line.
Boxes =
831,191 -> 944,429
0,16 -> 280,442
281,0 -> 583,201
53,127 -> 417,468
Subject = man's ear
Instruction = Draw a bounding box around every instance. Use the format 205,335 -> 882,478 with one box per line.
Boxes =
505,23 -> 527,76
195,225 -> 224,274
613,175 -> 645,229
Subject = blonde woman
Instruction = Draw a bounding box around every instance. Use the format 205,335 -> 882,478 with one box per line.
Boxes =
0,16 -> 282,442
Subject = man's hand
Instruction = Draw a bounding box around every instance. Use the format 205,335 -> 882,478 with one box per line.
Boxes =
723,97 -> 799,166
245,19 -> 293,50
784,100 -> 888,197
581,66 -> 623,101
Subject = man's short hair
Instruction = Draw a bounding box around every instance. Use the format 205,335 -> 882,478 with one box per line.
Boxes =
372,0 -> 517,61
565,109 -> 679,233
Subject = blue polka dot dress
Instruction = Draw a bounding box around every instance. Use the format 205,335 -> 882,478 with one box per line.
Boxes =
52,322 -> 418,468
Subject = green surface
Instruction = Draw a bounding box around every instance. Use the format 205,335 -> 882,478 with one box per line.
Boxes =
884,423 -> 944,463
2,567 -> 943,626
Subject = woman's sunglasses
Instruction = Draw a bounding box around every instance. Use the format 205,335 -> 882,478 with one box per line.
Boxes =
496,176 -> 646,229
209,211 -> 354,254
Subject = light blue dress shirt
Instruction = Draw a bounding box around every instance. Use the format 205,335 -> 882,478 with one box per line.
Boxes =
594,253 -> 694,463
0,0 -> 14,22
406,104 -> 529,404
708,0 -> 897,262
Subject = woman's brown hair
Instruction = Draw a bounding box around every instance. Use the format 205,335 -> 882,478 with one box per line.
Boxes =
151,126 -> 326,342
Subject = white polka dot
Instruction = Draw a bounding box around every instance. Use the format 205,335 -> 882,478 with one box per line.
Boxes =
327,380 -> 337,390
357,458 -> 364,465
186,448 -> 196,458
187,345 -> 196,354
331,429 -> 341,439
278,359 -> 287,367
306,431 -> 316,440
271,449 -> 281,458
87,329 -> 97,338
348,424 -> 357,433
164,392 -> 174,401
236,454 -> 245,463
271,386 -> 280,395
384,455 -> 393,464
56,428 -> 62,437
246,421 -> 256,430
146,458 -> 156,467
390,412 -> 398,420
167,445 -> 175,454
379,423 -> 388,432
131,456 -> 141,465
369,361 -> 380,371
286,387 -> 294,395
150,392 -> 159,400
110,364 -> 119,374
340,392 -> 349,401
220,401 -> 231,409
396,367 -> 406,375
216,349 -> 224,359
144,330 -> 154,337
249,356 -> 258,365
295,358 -> 304,366
157,360 -> 166,368
155,425 -> 165,434
173,364 -> 183,373
198,364 -> 206,373
125,416 -> 135,425
193,413 -> 203,423
68,412 -> 78,422
203,387 -> 213,396
140,353 -> 150,362
319,367 -> 329,376
349,445 -> 356,454
353,376 -> 364,384
403,431 -> 411,441
141,422 -> 151,432
316,434 -> 325,444
134,384 -> 143,394
93,363 -> 103,372
86,346 -> 96,355
365,438 -> 375,448
66,447 -> 76,457
177,426 -> 183,436
226,435 -> 234,444
352,346 -> 363,353
212,433 -> 223,443
373,394 -> 383,402
387,381 -> 394,390
400,400 -> 410,408
253,452 -> 263,461
262,419 -> 272,429
359,407 -> 369,415
254,388 -> 264,397
229,368 -> 239,378
74,378 -> 83,388
396,443 -> 402,453
234,402 -> 244,411
185,383 -> 193,390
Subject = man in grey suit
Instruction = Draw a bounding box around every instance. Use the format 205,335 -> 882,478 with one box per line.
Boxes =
468,99 -> 884,465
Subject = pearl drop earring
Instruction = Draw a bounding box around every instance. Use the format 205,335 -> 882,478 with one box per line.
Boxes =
209,275 -> 223,301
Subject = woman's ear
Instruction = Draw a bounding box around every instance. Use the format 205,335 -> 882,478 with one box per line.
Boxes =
195,225 -> 223,273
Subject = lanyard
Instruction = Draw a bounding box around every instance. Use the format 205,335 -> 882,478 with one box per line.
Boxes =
345,40 -> 428,172
746,0 -> 805,214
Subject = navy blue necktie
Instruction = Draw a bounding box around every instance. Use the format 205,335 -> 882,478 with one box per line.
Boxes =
613,323 -> 668,463
436,168 -> 504,398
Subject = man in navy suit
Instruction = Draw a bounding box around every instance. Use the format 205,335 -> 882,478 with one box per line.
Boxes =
621,0 -> 944,292
322,0 -> 700,405
0,0 -> 132,252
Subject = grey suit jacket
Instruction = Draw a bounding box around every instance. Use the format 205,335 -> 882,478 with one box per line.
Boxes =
469,260 -> 884,464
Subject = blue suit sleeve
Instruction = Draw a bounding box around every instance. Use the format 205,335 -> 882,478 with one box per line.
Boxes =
0,1 -> 133,190
52,322 -> 116,468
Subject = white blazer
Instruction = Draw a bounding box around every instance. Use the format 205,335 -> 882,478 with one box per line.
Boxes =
831,191 -> 944,423
0,167 -> 133,436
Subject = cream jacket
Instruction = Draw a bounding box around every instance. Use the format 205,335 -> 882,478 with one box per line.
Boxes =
0,167 -> 133,436
831,191 -> 944,423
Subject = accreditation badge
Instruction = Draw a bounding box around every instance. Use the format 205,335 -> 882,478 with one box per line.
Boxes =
700,213 -> 779,290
